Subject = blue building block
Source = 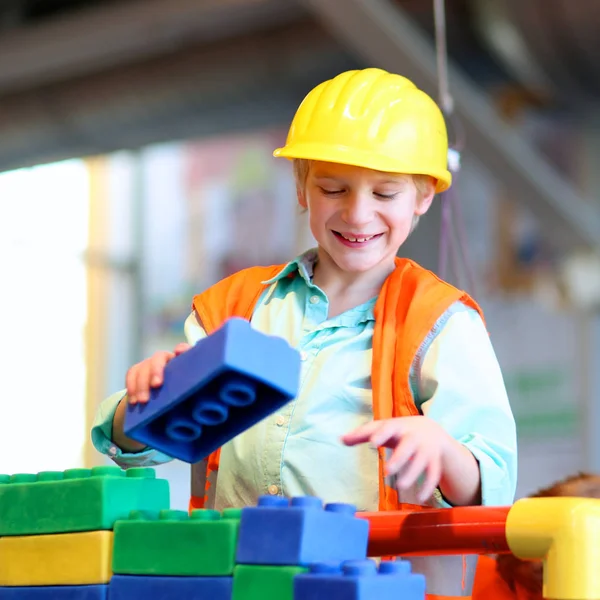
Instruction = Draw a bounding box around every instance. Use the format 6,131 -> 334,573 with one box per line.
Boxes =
109,574 -> 232,600
236,496 -> 369,566
294,560 -> 426,600
124,318 -> 301,463
0,585 -> 107,600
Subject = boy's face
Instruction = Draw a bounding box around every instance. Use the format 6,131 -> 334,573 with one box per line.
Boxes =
299,161 -> 434,276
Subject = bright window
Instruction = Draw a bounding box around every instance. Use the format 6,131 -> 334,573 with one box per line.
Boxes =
0,160 -> 89,474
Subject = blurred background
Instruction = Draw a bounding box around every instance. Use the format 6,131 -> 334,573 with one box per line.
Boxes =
0,0 -> 599,509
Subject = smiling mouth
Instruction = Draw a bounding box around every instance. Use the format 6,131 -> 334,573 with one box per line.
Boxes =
333,231 -> 383,244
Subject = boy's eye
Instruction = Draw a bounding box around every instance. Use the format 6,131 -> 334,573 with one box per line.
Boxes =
320,187 -> 344,195
317,187 -> 398,199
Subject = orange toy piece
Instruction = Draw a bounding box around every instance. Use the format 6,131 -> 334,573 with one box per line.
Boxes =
471,555 -> 521,600
359,499 -> 600,600
359,506 -> 511,557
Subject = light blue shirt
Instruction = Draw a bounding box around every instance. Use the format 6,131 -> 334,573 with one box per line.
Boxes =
92,249 -> 517,510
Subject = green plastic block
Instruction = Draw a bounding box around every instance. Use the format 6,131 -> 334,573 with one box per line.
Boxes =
112,507 -> 242,576
232,565 -> 308,600
0,467 -> 169,536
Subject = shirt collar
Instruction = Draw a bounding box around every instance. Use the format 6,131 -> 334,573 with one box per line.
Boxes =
260,248 -> 318,286
261,247 -> 376,324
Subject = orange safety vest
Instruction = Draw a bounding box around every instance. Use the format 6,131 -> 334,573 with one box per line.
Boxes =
471,556 -> 533,600
190,257 -> 485,599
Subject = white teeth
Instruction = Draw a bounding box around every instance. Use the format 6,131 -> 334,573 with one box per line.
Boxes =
340,233 -> 375,243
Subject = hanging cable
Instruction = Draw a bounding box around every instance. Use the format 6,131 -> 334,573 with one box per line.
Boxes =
433,0 -> 477,296
433,0 -> 453,116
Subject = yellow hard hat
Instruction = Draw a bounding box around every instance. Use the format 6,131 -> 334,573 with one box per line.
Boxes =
274,68 -> 451,193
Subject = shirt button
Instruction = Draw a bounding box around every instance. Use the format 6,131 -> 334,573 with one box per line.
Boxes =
276,415 -> 285,426
268,484 -> 279,495
300,351 -> 308,361
108,446 -> 118,457
309,295 -> 320,304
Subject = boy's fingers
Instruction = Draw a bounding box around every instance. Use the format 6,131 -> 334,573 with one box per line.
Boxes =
368,420 -> 403,449
341,420 -> 383,445
397,450 -> 429,491
135,364 -> 152,403
149,351 -> 175,387
124,349 -> 178,404
386,436 -> 417,475
174,343 -> 191,356
125,366 -> 139,404
418,456 -> 442,503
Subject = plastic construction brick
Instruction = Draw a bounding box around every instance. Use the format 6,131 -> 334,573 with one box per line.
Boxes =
232,565 -> 307,600
113,507 -> 241,576
294,559 -> 426,600
110,574 -> 232,600
0,585 -> 108,600
0,467 -> 169,536
124,317 -> 301,463
235,496 -> 369,566
0,531 -> 112,586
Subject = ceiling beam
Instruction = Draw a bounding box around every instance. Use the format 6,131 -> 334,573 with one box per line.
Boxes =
298,0 -> 600,253
0,22 -> 356,173
0,0 -> 305,95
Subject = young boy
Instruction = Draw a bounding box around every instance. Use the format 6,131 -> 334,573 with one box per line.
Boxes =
93,68 -> 517,598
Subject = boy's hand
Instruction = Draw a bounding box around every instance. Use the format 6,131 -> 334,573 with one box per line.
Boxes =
126,343 -> 191,404
342,416 -> 451,503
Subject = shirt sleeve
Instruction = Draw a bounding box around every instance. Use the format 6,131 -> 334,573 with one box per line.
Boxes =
416,302 -> 518,507
90,311 -> 208,468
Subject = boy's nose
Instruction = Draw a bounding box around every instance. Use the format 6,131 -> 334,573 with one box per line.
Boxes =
341,194 -> 374,227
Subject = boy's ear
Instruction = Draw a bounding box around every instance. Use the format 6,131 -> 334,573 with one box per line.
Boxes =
415,178 -> 436,216
297,185 -> 308,209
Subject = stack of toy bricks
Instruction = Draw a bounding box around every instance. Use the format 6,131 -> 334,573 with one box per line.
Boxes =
0,467 -> 170,600
0,464 -> 429,600
233,495 -> 427,600
110,504 -> 241,599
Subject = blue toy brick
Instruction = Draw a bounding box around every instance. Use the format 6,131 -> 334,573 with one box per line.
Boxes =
0,585 -> 107,600
124,317 -> 301,463
236,496 -> 369,566
294,559 -> 426,600
109,574 -> 233,600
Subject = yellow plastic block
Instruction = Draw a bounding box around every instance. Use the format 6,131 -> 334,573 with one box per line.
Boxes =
0,530 -> 113,586
506,497 -> 600,600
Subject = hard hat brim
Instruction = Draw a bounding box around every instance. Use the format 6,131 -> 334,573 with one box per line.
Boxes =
273,143 -> 451,193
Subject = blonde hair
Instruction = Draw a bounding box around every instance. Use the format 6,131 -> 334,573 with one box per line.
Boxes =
292,158 -> 434,231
